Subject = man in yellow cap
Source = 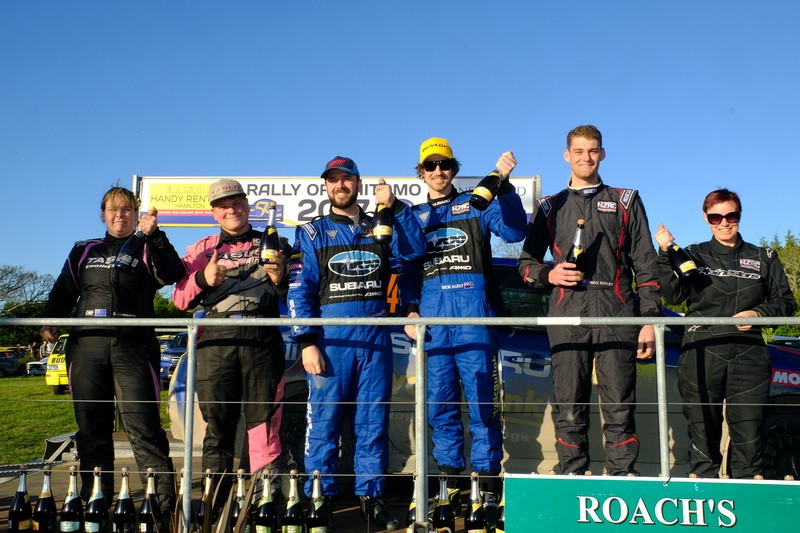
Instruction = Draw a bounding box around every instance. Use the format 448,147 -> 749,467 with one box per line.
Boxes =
397,138 -> 528,519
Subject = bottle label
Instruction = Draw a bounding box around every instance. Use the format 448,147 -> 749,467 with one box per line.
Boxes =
472,187 -> 493,202
466,529 -> 487,533
679,260 -> 697,273
255,527 -> 272,533
85,523 -> 100,532
261,249 -> 279,261
16,519 -> 32,530
59,521 -> 80,532
281,526 -> 303,533
373,225 -> 392,236
308,527 -> 329,533
434,528 -> 453,533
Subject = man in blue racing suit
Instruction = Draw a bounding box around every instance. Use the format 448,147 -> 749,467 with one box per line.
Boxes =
288,156 -> 425,530
397,138 -> 528,513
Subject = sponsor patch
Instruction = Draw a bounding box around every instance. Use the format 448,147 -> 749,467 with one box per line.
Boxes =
619,188 -> 635,209
418,211 -> 430,223
300,222 -> 318,241
597,200 -> 617,213
739,258 -> 761,272
326,230 -> 338,240
92,309 -> 108,317
540,196 -> 553,217
451,202 -> 471,216
328,250 -> 382,277
426,228 -> 469,254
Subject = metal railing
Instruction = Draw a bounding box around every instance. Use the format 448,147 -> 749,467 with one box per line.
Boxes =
3,314 -> 800,531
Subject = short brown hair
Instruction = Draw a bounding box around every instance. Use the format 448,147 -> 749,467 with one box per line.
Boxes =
567,125 -> 602,148
101,186 -> 139,212
703,188 -> 741,213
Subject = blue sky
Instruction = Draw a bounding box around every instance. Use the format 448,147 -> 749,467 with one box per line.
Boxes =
2,1 -> 797,278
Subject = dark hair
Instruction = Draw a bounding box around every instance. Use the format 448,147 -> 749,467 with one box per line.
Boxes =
703,188 -> 741,213
567,125 -> 602,148
415,158 -> 461,178
101,186 -> 139,212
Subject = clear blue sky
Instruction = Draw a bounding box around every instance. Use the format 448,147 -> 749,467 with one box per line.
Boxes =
2,1 -> 797,278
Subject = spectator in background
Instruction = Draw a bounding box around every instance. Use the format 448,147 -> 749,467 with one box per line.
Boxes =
655,189 -> 795,478
518,125 -> 661,476
40,186 -> 183,524
173,178 -> 290,501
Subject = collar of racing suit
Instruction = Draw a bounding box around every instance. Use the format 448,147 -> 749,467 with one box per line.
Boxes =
567,177 -> 604,198
218,225 -> 257,245
709,233 -> 743,254
327,207 -> 370,228
428,188 -> 458,208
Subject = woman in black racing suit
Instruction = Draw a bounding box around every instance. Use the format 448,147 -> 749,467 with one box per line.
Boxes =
655,188 -> 795,479
41,186 -> 185,520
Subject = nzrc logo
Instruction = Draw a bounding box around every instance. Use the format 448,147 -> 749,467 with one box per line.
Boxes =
427,228 -> 468,254
328,251 -> 381,278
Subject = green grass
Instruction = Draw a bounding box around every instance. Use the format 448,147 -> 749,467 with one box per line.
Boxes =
0,376 -> 170,466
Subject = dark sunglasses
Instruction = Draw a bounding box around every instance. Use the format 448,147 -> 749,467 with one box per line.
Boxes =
706,211 -> 741,225
422,159 -> 455,172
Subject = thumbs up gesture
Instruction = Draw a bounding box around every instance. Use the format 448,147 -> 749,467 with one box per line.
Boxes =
138,207 -> 159,236
203,249 -> 227,287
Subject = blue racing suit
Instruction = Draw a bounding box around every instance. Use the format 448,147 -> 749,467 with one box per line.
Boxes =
397,180 -> 527,476
288,204 -> 425,497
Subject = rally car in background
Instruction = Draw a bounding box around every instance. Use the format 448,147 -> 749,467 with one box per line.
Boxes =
169,258 -> 800,480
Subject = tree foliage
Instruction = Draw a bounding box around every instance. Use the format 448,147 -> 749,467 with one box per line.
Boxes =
759,230 -> 800,337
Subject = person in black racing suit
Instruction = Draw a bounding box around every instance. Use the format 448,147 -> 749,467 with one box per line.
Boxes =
517,125 -> 662,476
655,188 -> 795,479
41,186 -> 185,520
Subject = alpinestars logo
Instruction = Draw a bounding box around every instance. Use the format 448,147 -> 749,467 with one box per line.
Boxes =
328,251 -> 381,277
426,228 -> 468,253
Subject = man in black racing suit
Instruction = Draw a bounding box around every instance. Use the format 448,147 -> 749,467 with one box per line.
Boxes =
42,187 -> 184,518
518,125 -> 661,476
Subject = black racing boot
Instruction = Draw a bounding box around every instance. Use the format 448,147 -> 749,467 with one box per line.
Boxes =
359,496 -> 400,531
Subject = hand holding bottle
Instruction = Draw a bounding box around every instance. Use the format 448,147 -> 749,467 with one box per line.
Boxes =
548,261 -> 584,286
494,150 -> 517,180
374,177 -> 395,207
655,223 -> 674,252
137,207 -> 159,236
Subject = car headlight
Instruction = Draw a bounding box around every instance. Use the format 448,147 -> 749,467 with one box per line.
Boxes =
47,364 -> 61,370
161,354 -> 172,362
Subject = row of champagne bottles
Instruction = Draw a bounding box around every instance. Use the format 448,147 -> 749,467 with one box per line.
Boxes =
8,465 -> 161,533
567,218 -> 697,279
8,465 -> 506,533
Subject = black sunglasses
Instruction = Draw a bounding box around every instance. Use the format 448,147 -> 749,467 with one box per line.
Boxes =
706,211 -> 741,225
422,159 -> 455,172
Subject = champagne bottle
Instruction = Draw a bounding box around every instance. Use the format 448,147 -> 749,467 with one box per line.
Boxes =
253,470 -> 278,533
280,470 -> 303,533
259,202 -> 281,265
32,467 -> 57,533
405,475 -> 417,530
305,471 -> 328,533
464,473 -> 487,533
113,230 -> 146,269
667,242 -> 697,278
8,466 -> 32,532
230,469 -> 247,531
431,476 -> 455,533
373,178 -> 393,244
495,490 -> 505,533
84,467 -> 109,533
469,171 -> 503,211
111,468 -> 136,533
59,466 -> 84,533
196,469 -> 216,533
565,218 -> 586,278
138,468 -> 161,533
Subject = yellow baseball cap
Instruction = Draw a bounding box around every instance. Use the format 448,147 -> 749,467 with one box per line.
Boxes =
419,137 -> 454,163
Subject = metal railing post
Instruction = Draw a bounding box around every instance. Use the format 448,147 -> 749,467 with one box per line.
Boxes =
413,325 -> 429,532
653,323 -> 670,477
181,324 -> 199,533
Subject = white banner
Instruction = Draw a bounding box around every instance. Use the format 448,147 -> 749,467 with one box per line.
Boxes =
135,175 -> 541,228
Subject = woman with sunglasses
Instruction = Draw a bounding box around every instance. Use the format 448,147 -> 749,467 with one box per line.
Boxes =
655,188 -> 795,479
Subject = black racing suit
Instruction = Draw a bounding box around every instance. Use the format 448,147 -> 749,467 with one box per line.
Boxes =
44,230 -> 185,508
658,236 -> 795,478
518,180 -> 661,475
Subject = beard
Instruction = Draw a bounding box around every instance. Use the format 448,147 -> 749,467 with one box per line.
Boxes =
329,187 -> 359,210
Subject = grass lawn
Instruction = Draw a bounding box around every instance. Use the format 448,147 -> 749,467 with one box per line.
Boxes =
0,376 -> 170,466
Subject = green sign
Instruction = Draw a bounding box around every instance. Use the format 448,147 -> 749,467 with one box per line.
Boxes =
505,474 -> 799,530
